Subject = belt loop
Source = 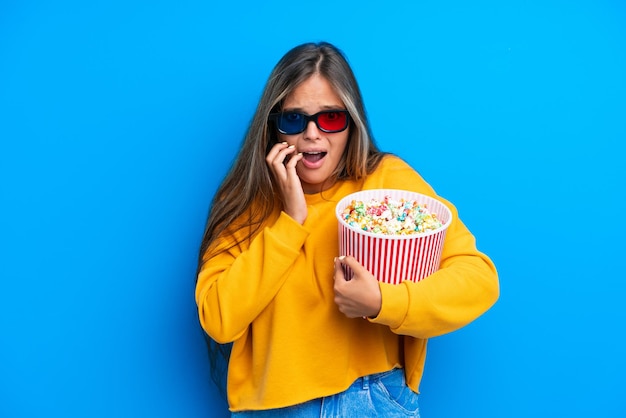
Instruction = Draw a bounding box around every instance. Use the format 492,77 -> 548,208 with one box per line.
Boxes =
362,375 -> 369,390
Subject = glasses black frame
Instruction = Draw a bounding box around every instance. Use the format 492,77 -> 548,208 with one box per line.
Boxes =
268,110 -> 350,135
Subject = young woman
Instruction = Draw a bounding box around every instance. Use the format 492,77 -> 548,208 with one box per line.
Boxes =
196,42 -> 499,417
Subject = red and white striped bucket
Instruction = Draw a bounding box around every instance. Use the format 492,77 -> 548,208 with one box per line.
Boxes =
336,189 -> 452,284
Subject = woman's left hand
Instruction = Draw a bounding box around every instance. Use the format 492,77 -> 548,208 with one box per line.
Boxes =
333,256 -> 382,319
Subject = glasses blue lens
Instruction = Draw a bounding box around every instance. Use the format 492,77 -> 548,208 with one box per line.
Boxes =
281,112 -> 305,133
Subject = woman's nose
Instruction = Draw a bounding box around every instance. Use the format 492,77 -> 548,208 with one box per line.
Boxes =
303,120 -> 321,140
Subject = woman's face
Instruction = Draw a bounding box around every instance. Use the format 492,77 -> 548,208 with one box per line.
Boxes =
278,74 -> 349,194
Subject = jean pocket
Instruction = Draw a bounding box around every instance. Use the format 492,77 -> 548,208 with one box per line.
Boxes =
374,369 -> 420,416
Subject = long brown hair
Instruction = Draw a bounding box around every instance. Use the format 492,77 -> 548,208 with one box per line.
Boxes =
197,41 -> 387,395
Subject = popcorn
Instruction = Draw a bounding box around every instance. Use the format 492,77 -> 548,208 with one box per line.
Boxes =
340,195 -> 443,235
336,189 -> 452,283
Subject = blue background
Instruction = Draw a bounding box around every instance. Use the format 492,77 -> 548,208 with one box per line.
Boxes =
1,1 -> 625,417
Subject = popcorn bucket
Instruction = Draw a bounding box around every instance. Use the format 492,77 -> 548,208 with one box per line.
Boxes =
335,189 -> 452,284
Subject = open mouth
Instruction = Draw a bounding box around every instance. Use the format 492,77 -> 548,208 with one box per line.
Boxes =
302,151 -> 327,163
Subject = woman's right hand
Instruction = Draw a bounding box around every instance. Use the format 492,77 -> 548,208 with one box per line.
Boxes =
266,142 -> 307,224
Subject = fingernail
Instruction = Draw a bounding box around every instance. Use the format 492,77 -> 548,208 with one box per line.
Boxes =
281,141 -> 288,145
288,145 -> 295,149
338,256 -> 346,261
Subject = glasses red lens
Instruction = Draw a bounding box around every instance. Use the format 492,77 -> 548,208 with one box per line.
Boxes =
317,111 -> 347,132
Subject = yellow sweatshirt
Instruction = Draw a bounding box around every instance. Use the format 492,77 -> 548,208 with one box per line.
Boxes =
196,155 -> 499,412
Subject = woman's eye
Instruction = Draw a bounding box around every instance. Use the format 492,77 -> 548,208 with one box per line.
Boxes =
286,113 -> 302,121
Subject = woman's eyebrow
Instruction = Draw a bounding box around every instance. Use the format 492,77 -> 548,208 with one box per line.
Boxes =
281,104 -> 346,112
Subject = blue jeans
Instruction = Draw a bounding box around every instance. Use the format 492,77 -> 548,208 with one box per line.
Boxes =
231,368 -> 420,418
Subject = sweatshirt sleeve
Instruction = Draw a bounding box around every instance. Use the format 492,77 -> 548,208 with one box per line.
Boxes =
367,157 -> 500,338
195,212 -> 309,343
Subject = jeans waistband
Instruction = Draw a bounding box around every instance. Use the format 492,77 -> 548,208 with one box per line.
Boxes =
352,368 -> 402,390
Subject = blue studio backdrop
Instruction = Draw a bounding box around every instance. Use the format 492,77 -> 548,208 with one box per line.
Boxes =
1,1 -> 625,417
